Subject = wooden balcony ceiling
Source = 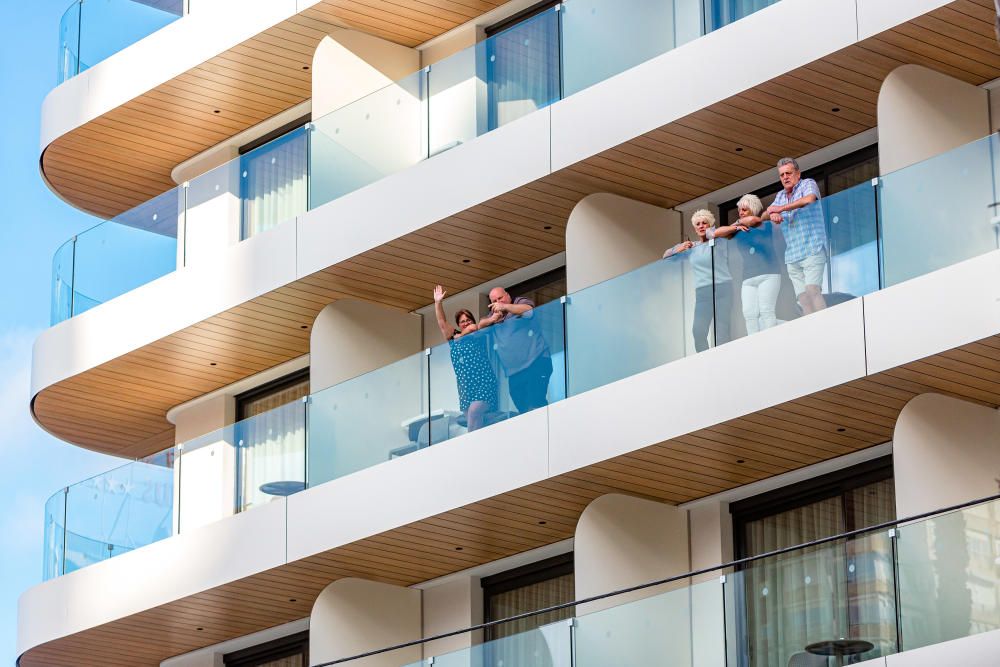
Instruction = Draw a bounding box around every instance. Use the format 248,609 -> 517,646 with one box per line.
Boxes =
30,0 -> 1000,458
19,333 -> 1000,666
41,0 -> 507,219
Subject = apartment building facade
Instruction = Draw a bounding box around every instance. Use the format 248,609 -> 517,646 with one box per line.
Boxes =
17,0 -> 1000,665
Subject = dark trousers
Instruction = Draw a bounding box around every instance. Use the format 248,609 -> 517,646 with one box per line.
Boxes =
508,354 -> 553,414
693,282 -> 732,353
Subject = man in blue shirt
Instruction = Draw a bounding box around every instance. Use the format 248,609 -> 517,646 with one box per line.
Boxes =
767,157 -> 827,315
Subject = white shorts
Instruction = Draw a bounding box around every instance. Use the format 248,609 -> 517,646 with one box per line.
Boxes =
786,251 -> 827,297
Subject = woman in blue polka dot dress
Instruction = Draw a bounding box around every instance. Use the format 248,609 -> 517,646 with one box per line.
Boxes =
433,285 -> 499,431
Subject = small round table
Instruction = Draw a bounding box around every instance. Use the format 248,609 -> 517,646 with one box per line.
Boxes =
805,639 -> 874,666
259,480 -> 306,497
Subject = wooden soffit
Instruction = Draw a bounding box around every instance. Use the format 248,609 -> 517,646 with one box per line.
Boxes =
30,0 -> 1000,458
41,0 -> 508,219
19,329 -> 1000,666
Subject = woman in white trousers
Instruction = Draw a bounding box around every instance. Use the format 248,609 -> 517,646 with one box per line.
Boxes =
733,194 -> 782,334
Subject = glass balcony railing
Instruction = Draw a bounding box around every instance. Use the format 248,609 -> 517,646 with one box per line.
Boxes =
380,495 -> 1000,667
41,130 -> 1000,580
57,0 -> 184,84
49,0 -> 784,325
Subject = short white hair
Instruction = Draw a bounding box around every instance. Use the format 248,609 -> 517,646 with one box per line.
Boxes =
690,209 -> 715,227
737,194 -> 763,216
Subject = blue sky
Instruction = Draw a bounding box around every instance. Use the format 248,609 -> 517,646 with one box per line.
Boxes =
0,1 -> 124,664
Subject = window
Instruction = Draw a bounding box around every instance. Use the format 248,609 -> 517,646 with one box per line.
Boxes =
234,369 -> 310,511
482,553 -> 575,661
239,116 -> 311,240
730,458 -> 895,667
506,267 -> 567,308
483,1 -> 561,131
224,631 -> 308,667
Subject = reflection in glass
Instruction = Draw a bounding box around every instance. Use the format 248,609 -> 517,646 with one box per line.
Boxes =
236,400 -> 307,511
240,126 -> 309,239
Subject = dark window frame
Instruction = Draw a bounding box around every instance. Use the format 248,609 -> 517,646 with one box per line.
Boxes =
484,0 -> 560,37
730,456 -> 894,559
718,144 -> 880,223
239,115 -> 312,156
505,266 -> 567,303
223,630 -> 309,666
235,368 -> 310,422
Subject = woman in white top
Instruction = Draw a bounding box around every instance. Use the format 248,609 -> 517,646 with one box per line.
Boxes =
663,209 -> 743,352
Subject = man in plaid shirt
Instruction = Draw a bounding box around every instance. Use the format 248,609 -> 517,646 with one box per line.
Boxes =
766,157 -> 827,314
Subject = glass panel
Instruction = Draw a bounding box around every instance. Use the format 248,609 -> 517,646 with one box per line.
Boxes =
43,489 -> 67,580
406,619 -> 572,667
51,238 -> 75,325
880,134 -> 1000,286
566,253 -> 690,396
705,0 -> 781,32
70,188 -> 181,315
730,531 -> 896,667
240,126 -> 309,239
77,0 -> 183,77
178,426 -> 238,532
897,500 -> 1000,651
723,182 -> 879,343
309,70 -> 427,209
561,0 -> 678,97
63,452 -> 176,573
429,297 -> 564,444
235,399 -> 307,511
57,1 -> 82,83
484,7 -> 561,131
306,353 -> 428,487
574,578 -> 726,667
184,155 -> 242,268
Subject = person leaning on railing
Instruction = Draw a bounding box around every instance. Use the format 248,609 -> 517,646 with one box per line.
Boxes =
663,209 -> 742,352
477,287 -> 552,414
732,193 -> 783,334
767,157 -> 827,315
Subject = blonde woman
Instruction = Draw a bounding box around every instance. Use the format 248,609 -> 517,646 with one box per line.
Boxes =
664,209 -> 739,352
733,193 -> 782,334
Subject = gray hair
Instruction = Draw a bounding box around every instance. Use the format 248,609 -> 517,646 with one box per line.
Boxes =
737,193 -> 764,216
690,209 -> 716,227
777,157 -> 800,171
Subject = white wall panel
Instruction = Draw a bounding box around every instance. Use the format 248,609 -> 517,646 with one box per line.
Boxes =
41,0 -> 298,150
17,498 -> 286,657
296,108 -> 552,278
550,0 -> 858,171
286,406 -> 549,561
863,251 -> 1000,375
549,299 -> 868,475
31,219 -> 297,396
857,0 -> 953,40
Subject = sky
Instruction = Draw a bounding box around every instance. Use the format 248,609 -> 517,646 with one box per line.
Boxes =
0,1 -> 125,664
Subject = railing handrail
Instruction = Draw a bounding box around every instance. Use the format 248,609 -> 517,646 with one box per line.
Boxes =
314,490 -> 1000,666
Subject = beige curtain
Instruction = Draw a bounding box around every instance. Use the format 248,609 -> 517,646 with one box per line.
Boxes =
486,572 -> 575,666
742,480 -> 896,666
242,129 -> 308,239
238,379 -> 309,510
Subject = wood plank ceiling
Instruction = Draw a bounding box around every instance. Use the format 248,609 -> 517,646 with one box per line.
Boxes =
42,0 -> 507,219
32,0 -> 1000,458
20,333 -> 1000,666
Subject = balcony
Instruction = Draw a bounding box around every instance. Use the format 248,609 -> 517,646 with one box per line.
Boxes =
33,0 -> 999,457
329,495 -> 1000,667
48,0 -> 789,324
38,129 -> 1000,581
56,0 -> 184,84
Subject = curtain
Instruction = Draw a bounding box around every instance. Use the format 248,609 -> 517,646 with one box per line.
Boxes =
241,128 -> 308,239
238,379 -> 310,510
486,572 -> 575,666
487,8 -> 560,130
741,479 -> 896,666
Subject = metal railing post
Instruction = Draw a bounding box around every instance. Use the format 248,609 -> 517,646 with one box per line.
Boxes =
889,527 -> 903,653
